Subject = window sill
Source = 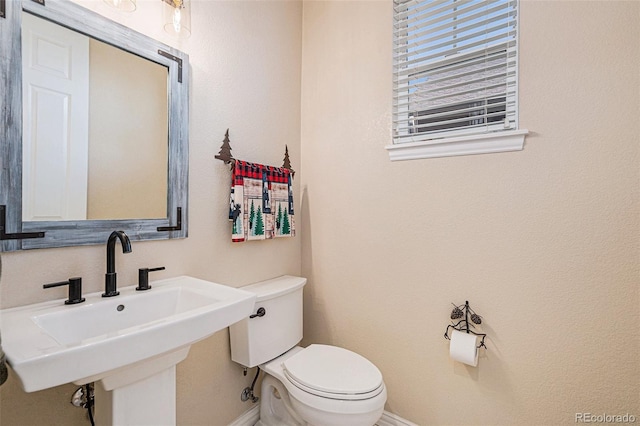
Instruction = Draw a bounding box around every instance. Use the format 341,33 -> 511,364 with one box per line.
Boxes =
385,129 -> 529,161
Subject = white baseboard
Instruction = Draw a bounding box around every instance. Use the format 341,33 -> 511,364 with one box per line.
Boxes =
228,405 -> 260,426
376,410 -> 419,426
228,405 -> 417,426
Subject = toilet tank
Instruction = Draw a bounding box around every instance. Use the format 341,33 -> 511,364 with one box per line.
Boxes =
229,275 -> 307,368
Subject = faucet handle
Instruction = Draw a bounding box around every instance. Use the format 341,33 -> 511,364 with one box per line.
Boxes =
44,277 -> 85,305
136,267 -> 165,291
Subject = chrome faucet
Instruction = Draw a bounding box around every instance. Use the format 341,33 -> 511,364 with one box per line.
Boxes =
103,230 -> 132,297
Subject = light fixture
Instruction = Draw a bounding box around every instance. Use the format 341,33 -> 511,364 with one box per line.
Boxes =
162,0 -> 191,39
103,0 -> 137,12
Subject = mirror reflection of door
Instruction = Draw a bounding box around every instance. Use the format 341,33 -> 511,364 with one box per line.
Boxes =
21,12 -> 169,222
22,12 -> 90,221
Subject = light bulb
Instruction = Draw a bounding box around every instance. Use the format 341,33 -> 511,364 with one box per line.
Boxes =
163,0 -> 190,39
173,8 -> 182,34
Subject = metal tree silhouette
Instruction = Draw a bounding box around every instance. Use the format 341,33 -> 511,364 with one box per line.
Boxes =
282,145 -> 295,177
215,129 -> 234,163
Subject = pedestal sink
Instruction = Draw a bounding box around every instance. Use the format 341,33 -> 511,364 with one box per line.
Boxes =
0,276 -> 256,425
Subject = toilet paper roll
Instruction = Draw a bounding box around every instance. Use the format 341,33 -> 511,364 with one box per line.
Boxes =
449,329 -> 479,367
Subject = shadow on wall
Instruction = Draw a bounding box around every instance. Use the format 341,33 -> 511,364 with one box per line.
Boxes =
300,186 -> 333,347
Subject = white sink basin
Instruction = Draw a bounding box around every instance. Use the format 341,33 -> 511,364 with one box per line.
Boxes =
0,276 -> 256,392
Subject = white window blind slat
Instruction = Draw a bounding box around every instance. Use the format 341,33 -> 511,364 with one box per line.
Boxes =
396,111 -> 510,135
393,100 -> 508,126
394,48 -> 515,86
395,64 -> 510,100
394,60 -> 509,94
397,31 -> 515,70
392,121 -> 509,145
394,12 -> 516,58
394,0 -> 498,37
395,43 -> 517,81
394,1 -> 516,41
393,0 -> 519,144
398,79 -> 516,109
394,0 -> 450,20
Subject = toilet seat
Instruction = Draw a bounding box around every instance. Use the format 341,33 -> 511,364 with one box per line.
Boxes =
282,344 -> 384,401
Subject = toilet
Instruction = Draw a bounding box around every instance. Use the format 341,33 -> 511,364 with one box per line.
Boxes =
229,276 -> 387,426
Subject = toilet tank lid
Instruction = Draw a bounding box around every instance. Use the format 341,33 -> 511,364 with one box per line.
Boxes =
241,276 -> 307,302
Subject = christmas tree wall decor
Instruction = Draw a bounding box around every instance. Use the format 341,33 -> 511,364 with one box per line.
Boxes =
282,145 -> 295,178
215,129 -> 234,164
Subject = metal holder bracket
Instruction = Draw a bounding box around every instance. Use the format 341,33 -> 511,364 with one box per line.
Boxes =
158,49 -> 183,83
157,207 -> 182,232
0,205 -> 45,240
443,300 -> 487,349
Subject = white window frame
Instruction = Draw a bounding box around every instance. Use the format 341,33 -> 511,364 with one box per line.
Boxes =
387,0 -> 528,161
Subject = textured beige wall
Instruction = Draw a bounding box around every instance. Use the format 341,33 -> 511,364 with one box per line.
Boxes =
0,1 -> 302,425
300,1 -> 639,425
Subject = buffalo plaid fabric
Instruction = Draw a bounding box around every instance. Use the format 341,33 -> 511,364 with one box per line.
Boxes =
229,160 -> 294,242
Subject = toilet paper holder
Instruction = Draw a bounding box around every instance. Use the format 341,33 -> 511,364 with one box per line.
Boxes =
444,300 -> 487,349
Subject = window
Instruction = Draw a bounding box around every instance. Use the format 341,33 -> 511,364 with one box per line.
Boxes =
388,0 -> 527,160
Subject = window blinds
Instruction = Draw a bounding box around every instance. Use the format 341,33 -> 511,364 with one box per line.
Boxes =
393,0 -> 518,143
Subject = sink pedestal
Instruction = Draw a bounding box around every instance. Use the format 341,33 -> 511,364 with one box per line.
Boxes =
95,367 -> 176,426
90,348 -> 190,426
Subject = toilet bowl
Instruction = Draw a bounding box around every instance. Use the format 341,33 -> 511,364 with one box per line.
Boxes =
229,276 -> 386,426
262,345 -> 386,426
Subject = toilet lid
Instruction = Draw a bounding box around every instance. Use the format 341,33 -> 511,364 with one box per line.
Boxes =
282,344 -> 383,397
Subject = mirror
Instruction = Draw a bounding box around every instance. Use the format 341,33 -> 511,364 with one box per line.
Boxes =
0,0 -> 189,251
21,12 -> 169,221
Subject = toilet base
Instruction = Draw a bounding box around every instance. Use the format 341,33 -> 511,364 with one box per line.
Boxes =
257,372 -> 385,426
257,375 -> 304,426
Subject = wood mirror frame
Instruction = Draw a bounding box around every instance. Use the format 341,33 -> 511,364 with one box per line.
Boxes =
0,0 -> 189,251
